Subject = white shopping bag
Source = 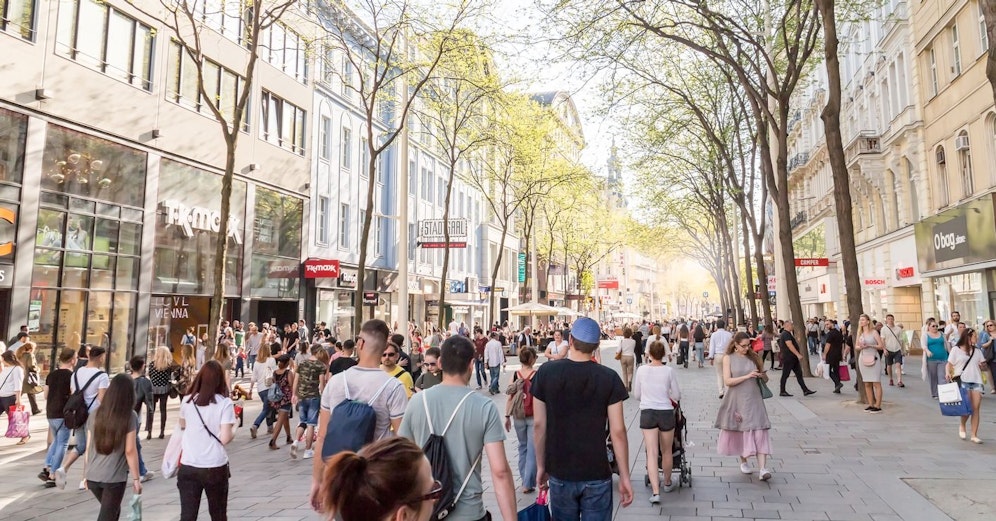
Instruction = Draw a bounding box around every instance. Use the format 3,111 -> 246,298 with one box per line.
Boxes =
937,382 -> 962,404
815,362 -> 830,380
161,421 -> 183,478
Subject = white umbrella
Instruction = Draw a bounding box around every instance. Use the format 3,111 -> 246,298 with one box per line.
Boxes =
612,311 -> 642,319
503,302 -> 563,316
554,306 -> 581,317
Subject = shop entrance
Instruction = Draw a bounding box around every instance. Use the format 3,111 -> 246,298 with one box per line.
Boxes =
0,289 -> 9,341
256,300 -> 298,328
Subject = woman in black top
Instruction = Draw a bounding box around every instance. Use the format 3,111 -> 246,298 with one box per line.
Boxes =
42,348 -> 77,486
822,324 -> 849,393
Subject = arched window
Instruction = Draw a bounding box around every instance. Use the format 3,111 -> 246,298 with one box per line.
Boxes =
936,146 -> 949,207
957,131 -> 974,198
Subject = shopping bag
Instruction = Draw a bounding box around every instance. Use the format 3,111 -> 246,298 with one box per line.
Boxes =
838,363 -> 851,382
128,493 -> 142,521
517,489 -> 551,521
161,421 -> 183,478
815,362 -> 829,380
5,405 -> 30,438
751,337 -> 764,352
938,382 -> 972,417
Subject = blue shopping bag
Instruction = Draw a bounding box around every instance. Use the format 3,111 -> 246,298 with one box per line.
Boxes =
517,490 -> 551,521
938,382 -> 973,417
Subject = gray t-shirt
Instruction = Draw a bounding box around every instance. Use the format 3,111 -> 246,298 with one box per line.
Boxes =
86,412 -> 139,483
320,366 -> 408,442
399,385 -> 505,521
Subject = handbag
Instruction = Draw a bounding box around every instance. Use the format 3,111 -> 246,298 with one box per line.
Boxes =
938,382 -> 973,416
751,337 -> 764,352
4,405 -> 30,438
860,349 -> 877,367
162,420 -> 184,478
756,378 -> 773,399
517,489 -> 551,521
26,369 -> 40,388
614,351 -> 622,360
838,363 -> 851,382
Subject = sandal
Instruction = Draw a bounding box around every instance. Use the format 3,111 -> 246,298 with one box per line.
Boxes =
17,436 -> 30,445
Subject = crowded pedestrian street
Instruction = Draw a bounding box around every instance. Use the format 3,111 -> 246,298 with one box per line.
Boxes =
1,339 -> 993,521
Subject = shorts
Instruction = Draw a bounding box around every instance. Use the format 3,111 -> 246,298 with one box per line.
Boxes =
639,408 -> 676,431
885,350 -> 903,366
961,381 -> 985,392
297,397 -> 320,426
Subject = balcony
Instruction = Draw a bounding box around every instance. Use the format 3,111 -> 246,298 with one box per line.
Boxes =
790,210 -> 807,231
844,131 -> 881,165
788,151 -> 810,173
788,110 -> 802,133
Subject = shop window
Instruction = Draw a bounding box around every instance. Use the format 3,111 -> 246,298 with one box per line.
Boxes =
253,186 -> 302,258
0,108 -> 27,183
0,0 -> 35,40
259,91 -> 306,155
55,0 -> 154,90
42,125 -> 147,208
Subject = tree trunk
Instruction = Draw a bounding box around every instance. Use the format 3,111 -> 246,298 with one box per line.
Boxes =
816,0 -> 866,401
437,159 -> 457,331
740,209 -> 758,325
208,136 -> 238,352
353,148 -> 378,333
488,222 -> 510,327
753,231 -> 772,325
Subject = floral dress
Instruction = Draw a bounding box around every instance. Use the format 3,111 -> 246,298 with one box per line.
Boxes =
271,369 -> 293,410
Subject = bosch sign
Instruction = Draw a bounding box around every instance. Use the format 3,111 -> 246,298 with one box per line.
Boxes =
303,259 -> 341,279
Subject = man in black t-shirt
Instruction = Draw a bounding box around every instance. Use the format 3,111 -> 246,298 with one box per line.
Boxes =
532,317 -> 633,519
778,320 -> 816,397
329,340 -> 358,376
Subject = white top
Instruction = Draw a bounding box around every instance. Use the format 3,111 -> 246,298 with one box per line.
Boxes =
321,367 -> 408,442
0,366 -> 23,397
251,357 -> 276,386
179,394 -> 235,468
484,339 -> 504,367
71,366 -> 110,412
633,364 -> 681,410
709,329 -> 733,358
617,338 -> 636,357
948,346 -> 986,385
661,325 -> 672,335
547,340 -> 568,356
643,334 -> 668,352
881,325 -> 903,353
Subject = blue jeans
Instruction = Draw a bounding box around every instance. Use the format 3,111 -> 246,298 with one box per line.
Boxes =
489,366 -> 501,394
248,354 -> 257,370
137,430 -> 148,476
513,417 -> 536,488
474,359 -> 488,387
45,419 -> 71,471
549,476 -> 613,521
807,336 -> 818,355
694,342 -> 705,364
253,389 -> 274,428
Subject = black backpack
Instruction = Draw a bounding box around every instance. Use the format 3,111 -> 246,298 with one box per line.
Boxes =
421,391 -> 481,520
64,371 -> 104,429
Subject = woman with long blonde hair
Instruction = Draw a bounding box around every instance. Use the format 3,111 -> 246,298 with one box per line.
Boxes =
16,342 -> 43,415
147,346 -> 176,439
856,314 -> 885,413
249,344 -> 276,438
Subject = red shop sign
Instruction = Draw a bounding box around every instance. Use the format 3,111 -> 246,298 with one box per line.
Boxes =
303,258 -> 341,279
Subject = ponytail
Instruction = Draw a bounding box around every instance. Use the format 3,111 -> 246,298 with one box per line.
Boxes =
318,437 -> 426,521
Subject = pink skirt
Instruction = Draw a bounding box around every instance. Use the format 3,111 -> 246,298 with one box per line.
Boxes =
717,429 -> 771,457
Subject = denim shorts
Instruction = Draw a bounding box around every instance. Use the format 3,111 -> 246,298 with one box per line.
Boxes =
961,381 -> 985,392
297,397 -> 320,426
639,409 -> 676,431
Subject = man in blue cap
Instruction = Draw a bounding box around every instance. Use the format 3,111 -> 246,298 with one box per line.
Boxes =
531,317 -> 633,519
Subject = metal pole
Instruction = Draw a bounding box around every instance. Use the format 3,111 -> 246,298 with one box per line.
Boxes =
398,103 -> 410,352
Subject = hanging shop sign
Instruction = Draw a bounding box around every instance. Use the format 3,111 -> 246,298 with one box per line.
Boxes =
517,253 -> 527,282
915,194 -> 996,272
418,218 -> 468,248
794,258 -> 829,267
597,278 -> 619,289
338,268 -> 358,288
303,258 -> 341,279
161,199 -> 243,244
863,278 -> 888,288
363,291 -> 378,305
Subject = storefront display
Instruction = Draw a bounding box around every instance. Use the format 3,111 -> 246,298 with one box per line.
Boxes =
249,186 -> 303,326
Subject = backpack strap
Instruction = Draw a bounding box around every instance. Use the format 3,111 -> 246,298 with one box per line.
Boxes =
76,371 -> 105,410
441,391 -> 476,437
367,377 -> 395,404
422,390 -> 483,506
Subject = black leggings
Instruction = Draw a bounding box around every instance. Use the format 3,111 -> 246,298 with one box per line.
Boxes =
761,350 -> 777,369
178,464 -> 230,521
150,393 -> 169,434
88,481 -> 126,521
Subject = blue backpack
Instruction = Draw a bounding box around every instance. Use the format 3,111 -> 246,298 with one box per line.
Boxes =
321,374 -> 396,460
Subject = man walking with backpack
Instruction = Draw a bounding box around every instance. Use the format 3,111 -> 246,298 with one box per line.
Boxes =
532,317 -> 633,519
309,319 -> 408,511
54,346 -> 110,490
398,335 -> 517,521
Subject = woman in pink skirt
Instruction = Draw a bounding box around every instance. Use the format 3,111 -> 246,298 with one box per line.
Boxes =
714,332 -> 773,481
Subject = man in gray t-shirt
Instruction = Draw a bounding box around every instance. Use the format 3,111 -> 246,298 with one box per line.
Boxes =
399,336 -> 516,521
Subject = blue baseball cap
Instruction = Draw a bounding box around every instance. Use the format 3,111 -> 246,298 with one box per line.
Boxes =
570,317 -> 601,344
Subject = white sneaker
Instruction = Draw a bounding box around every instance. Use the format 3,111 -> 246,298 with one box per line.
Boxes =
649,494 -> 660,504
54,468 -> 67,490
78,479 -> 87,491
302,449 -> 314,459
662,481 -> 677,493
289,441 -> 299,459
141,471 -> 155,482
759,468 -> 772,481
740,462 -> 752,474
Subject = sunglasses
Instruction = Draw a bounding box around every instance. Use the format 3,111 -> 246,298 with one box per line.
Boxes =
423,361 -> 437,366
382,352 -> 398,358
738,342 -> 750,348
411,480 -> 444,504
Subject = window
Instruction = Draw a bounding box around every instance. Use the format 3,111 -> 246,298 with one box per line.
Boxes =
260,91 -> 306,154
420,167 -> 430,202
982,2 -> 990,52
56,0 -> 154,90
408,223 -> 416,261
438,177 -> 447,207
259,22 -> 307,82
317,196 -> 329,245
937,146 -> 949,207
1,0 -> 35,40
319,116 -> 332,160
374,216 -> 383,257
321,45 -> 336,84
167,42 -> 248,130
951,25 -> 962,76
193,0 -> 243,43
409,158 -> 417,195
342,57 -> 353,96
929,48 -> 939,96
341,127 -> 352,170
338,203 -> 349,248
958,131 -> 974,198
360,137 -> 369,178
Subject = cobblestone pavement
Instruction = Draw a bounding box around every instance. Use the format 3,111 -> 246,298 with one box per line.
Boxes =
2,342 -> 995,520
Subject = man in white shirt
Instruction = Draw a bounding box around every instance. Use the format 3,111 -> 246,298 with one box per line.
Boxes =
881,314 -> 905,388
7,332 -> 28,353
484,332 -> 505,395
944,311 -> 961,348
709,320 -> 733,398
54,347 -> 110,490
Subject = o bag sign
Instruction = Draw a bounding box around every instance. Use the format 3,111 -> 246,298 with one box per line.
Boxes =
931,214 -> 968,263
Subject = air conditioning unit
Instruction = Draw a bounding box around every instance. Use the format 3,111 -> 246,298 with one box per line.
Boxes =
955,135 -> 970,151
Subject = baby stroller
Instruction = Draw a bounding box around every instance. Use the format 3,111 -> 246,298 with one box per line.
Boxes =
643,402 -> 692,489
